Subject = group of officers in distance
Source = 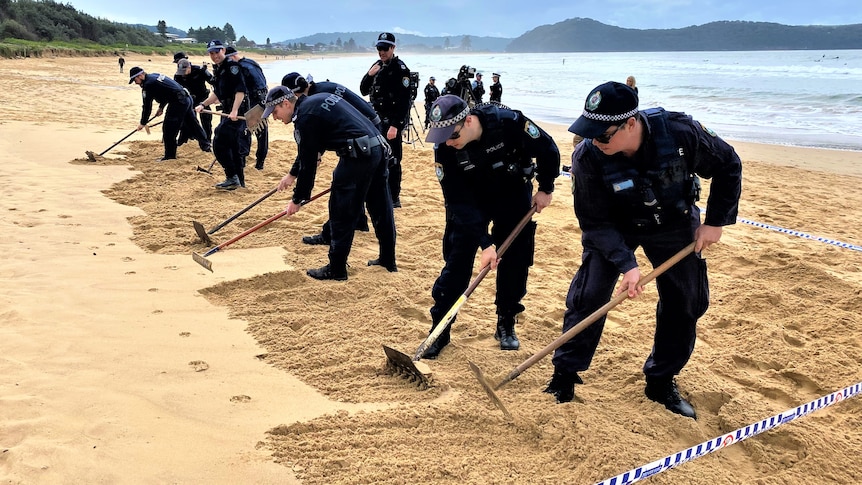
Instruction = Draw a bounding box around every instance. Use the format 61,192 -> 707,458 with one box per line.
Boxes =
130,31 -> 743,419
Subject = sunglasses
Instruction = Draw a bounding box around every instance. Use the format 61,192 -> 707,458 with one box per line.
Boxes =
449,122 -> 465,140
376,45 -> 392,52
594,122 -> 627,144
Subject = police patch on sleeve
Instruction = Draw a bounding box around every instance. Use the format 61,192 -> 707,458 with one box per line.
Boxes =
435,162 -> 444,182
402,77 -> 410,88
699,121 -> 717,137
524,121 -> 540,139
230,65 -> 239,75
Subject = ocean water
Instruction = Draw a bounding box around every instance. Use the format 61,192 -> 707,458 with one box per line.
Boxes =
262,50 -> 862,152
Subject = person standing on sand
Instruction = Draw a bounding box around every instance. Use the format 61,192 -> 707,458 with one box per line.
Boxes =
263,86 -> 398,281
128,66 -> 209,162
118,56 -> 125,73
360,32 -> 412,209
545,81 -> 742,420
195,40 -> 250,190
421,95 -> 560,358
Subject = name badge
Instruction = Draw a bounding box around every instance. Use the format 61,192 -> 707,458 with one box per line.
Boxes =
613,179 -> 634,192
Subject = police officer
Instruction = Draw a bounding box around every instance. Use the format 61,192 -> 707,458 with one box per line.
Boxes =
360,32 -> 412,209
174,58 -> 214,148
422,95 -> 560,357
471,73 -> 485,103
172,51 -> 188,64
128,66 -> 209,162
489,73 -> 502,103
281,72 -> 377,247
195,40 -> 249,190
226,46 -> 269,170
423,76 -> 440,130
546,81 -> 742,419
263,86 -> 397,281
118,56 -> 125,73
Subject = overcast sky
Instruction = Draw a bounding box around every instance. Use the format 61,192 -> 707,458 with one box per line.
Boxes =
68,0 -> 862,43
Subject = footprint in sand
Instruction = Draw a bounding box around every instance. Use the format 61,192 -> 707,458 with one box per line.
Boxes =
230,395 -> 251,403
164,265 -> 178,270
125,271 -> 136,275
152,309 -> 163,314
147,288 -> 158,292
189,360 -> 209,372
122,257 -> 134,262
179,332 -> 190,337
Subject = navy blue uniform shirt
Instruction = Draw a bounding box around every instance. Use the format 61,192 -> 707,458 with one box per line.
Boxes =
139,73 -> 187,125
212,59 -> 248,113
573,109 -> 742,273
174,65 -> 214,102
359,56 -> 412,131
289,93 -> 382,203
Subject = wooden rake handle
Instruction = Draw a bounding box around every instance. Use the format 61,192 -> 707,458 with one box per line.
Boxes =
201,109 -> 246,121
412,204 -> 539,361
494,241 -> 696,390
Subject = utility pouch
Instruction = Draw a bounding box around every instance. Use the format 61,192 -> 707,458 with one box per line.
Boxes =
353,135 -> 372,155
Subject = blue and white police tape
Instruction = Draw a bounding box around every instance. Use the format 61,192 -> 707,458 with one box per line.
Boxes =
595,380 -> 862,485
739,218 -> 862,252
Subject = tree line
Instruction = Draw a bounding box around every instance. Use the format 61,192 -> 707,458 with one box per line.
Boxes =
0,0 -> 163,46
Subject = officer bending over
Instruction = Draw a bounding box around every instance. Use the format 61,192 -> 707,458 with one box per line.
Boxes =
263,86 -> 398,281
128,66 -> 209,162
422,95 -> 560,357
174,58 -> 215,148
547,81 -> 742,419
281,72 -> 377,247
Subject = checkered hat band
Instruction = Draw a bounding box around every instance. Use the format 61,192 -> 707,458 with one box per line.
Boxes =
582,108 -> 638,123
429,106 -> 469,129
266,93 -> 295,108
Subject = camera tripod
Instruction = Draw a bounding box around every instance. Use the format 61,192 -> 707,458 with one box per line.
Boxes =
403,101 -> 424,147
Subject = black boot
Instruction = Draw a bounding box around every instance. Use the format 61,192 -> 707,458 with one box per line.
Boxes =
645,377 -> 697,419
367,258 -> 397,272
422,323 -> 451,360
543,368 -> 583,403
302,233 -> 330,245
306,263 -> 347,281
494,315 -> 520,350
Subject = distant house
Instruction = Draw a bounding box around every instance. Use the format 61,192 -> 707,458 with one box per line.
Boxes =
172,38 -> 198,44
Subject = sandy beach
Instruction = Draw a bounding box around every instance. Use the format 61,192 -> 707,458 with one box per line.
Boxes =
1,53 -> 860,484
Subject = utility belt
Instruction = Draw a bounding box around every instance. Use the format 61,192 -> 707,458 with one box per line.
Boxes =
249,88 -> 267,106
488,159 -> 536,182
177,88 -> 192,101
336,134 -> 386,158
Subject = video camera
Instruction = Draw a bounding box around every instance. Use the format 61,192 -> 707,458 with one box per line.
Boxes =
457,65 -> 476,82
408,71 -> 420,100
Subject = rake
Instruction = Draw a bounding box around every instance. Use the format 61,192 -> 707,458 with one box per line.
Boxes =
192,187 -> 279,245
469,242 -> 696,418
86,116 -> 161,162
383,205 -> 538,389
192,188 -> 330,272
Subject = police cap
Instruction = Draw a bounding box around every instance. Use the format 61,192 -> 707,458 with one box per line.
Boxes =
281,72 -> 308,93
175,59 -> 191,76
206,40 -> 225,52
128,66 -> 144,84
568,81 -> 639,139
425,95 -> 470,144
262,86 -> 297,119
376,32 -> 396,48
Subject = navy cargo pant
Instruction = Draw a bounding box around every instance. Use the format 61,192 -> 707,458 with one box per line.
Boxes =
430,178 -> 536,326
552,225 -> 709,379
213,118 -> 249,185
328,145 -> 396,269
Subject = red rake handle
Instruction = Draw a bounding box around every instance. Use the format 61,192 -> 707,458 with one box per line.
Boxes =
202,187 -> 331,257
